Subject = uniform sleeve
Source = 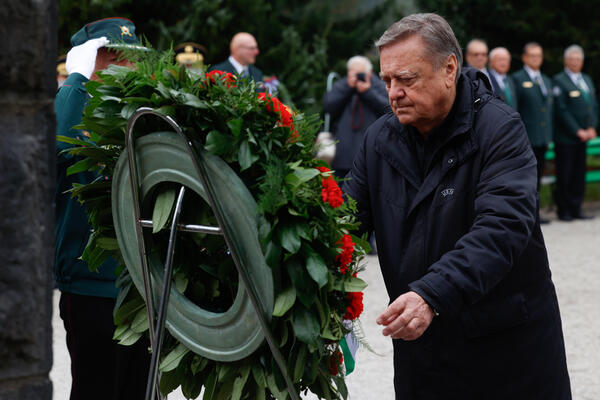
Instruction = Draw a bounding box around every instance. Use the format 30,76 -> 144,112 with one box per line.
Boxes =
409,114 -> 538,317
587,76 -> 599,129
55,73 -> 89,164
322,79 -> 354,121
554,78 -> 583,137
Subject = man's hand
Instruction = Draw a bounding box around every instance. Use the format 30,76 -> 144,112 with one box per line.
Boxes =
586,127 -> 597,140
376,291 -> 434,341
577,128 -> 589,142
355,73 -> 371,93
66,37 -> 109,79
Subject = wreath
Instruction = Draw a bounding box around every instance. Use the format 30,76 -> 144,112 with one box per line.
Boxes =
59,49 -> 369,400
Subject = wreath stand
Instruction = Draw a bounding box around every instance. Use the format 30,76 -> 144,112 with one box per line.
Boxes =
113,107 -> 301,400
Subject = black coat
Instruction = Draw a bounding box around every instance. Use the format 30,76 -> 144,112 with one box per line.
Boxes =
344,70 -> 571,399
323,75 -> 389,172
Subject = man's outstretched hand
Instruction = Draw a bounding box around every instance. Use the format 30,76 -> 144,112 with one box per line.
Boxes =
376,291 -> 434,341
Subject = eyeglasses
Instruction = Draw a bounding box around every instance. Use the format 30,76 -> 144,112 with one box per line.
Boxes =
469,52 -> 487,57
240,45 -> 259,51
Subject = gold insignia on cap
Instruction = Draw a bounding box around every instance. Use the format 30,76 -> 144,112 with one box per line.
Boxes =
569,90 -> 581,97
120,26 -> 132,37
522,81 -> 534,88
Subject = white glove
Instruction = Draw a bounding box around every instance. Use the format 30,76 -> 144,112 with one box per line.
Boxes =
65,37 -> 110,79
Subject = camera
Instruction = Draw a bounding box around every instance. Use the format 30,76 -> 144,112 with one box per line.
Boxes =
356,72 -> 366,82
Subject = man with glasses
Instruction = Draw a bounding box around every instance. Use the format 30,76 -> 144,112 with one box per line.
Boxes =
210,32 -> 263,84
512,42 -> 553,223
465,38 -> 489,81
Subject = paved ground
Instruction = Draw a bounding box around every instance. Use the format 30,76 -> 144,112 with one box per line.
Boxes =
51,212 -> 600,399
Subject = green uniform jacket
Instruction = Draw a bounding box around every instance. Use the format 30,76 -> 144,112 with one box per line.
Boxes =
55,72 -> 118,298
552,71 -> 598,145
512,69 -> 554,147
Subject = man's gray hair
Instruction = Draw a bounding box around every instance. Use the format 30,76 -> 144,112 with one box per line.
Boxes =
564,44 -> 584,59
489,47 -> 510,61
375,13 -> 463,82
466,38 -> 488,53
522,42 -> 542,55
346,55 -> 373,73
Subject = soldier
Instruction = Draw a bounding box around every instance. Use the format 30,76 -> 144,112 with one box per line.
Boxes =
512,42 -> 553,223
174,42 -> 206,76
55,17 -> 150,400
552,45 -> 597,221
487,47 -> 517,108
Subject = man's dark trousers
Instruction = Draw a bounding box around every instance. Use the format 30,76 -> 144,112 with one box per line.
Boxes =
59,292 -> 150,400
555,142 -> 587,218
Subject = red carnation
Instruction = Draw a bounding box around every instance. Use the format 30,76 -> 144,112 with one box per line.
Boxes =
315,167 -> 343,208
328,349 -> 344,375
258,93 -> 298,140
205,70 -> 236,88
344,291 -> 364,320
336,234 -> 355,274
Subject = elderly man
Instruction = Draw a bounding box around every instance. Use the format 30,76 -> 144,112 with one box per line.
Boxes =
465,38 -> 489,78
552,45 -> 598,221
512,42 -> 553,223
487,47 -> 517,108
322,55 -> 388,178
210,32 -> 262,83
55,18 -> 150,400
344,13 -> 571,399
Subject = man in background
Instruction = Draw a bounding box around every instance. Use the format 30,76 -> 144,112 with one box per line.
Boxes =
465,38 -> 489,80
487,47 -> 517,108
512,42 -> 553,223
210,32 -> 263,84
552,45 -> 598,221
55,17 -> 150,400
322,55 -> 388,179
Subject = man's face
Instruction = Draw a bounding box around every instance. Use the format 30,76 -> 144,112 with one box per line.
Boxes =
380,35 -> 457,134
466,41 -> 488,70
92,48 -> 131,81
522,46 -> 543,71
489,50 -> 511,75
565,52 -> 584,73
235,38 -> 260,66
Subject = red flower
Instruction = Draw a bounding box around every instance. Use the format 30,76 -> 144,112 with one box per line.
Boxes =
257,93 -> 298,140
315,167 -> 343,208
328,349 -> 344,375
205,70 -> 236,88
344,291 -> 364,320
336,234 -> 355,274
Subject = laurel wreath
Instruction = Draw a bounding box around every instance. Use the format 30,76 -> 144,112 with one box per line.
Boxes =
58,48 -> 369,400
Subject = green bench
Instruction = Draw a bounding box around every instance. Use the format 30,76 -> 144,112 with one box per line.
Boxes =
543,137 -> 600,184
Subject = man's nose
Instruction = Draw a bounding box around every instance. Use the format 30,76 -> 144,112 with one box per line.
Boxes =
388,82 -> 405,99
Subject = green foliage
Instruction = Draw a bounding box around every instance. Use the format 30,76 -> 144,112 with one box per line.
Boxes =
58,0 -> 408,114
59,49 -> 370,399
417,0 -> 600,79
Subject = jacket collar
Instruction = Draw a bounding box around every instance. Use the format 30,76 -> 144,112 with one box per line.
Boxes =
375,71 -> 484,214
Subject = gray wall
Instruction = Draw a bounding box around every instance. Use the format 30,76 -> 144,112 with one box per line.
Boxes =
0,0 -> 57,399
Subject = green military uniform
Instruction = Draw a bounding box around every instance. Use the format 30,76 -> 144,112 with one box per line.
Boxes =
553,71 -> 598,144
552,69 -> 598,219
512,68 -> 554,190
512,68 -> 554,147
55,71 -> 119,298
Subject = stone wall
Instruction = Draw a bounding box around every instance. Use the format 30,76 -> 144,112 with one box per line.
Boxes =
0,0 -> 57,399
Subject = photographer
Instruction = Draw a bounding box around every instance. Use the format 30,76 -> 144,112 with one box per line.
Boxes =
323,55 -> 389,178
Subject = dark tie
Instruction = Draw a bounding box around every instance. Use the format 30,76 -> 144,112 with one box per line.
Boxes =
534,74 -> 547,96
502,77 -> 514,107
577,75 -> 590,102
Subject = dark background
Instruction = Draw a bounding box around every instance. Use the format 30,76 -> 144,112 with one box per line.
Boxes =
58,0 -> 600,113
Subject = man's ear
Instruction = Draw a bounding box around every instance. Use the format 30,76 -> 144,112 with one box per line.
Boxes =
444,54 -> 458,87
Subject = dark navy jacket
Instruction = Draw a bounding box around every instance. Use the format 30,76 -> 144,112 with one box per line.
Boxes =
344,70 -> 571,399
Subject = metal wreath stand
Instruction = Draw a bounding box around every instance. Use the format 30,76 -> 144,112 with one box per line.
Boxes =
122,107 -> 301,400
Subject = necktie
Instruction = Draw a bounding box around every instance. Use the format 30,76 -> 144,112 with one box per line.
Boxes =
577,75 -> 590,102
502,77 -> 514,107
241,67 -> 249,78
535,74 -> 548,96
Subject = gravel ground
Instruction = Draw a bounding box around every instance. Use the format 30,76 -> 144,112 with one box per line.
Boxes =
51,213 -> 600,399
